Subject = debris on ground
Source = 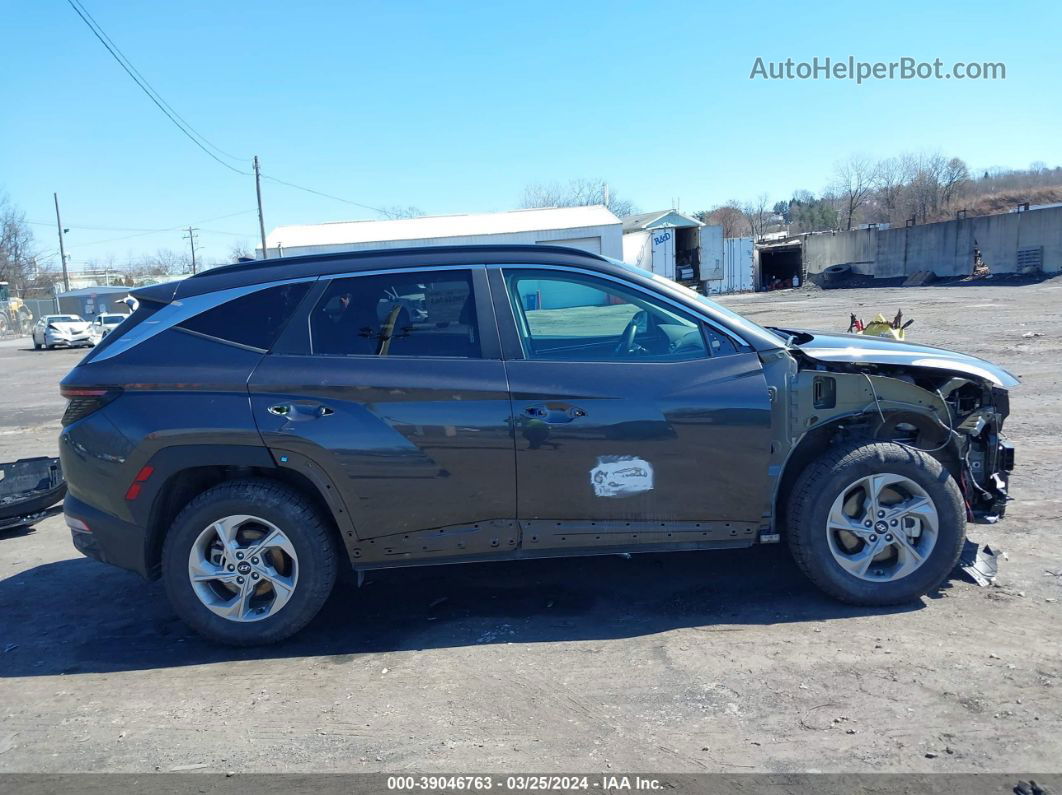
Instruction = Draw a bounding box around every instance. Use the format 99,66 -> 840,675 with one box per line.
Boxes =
1022,331 -> 1045,338
0,456 -> 65,531
848,309 -> 914,340
1015,780 -> 1052,795
954,540 -> 1000,586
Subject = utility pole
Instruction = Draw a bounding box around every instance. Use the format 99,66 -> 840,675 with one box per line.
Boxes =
53,192 -> 70,293
182,227 -> 200,274
253,155 -> 268,259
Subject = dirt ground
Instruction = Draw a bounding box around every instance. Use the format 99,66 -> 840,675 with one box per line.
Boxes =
0,280 -> 1059,774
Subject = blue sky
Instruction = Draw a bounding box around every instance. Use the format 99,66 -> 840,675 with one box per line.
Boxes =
4,0 -> 1060,270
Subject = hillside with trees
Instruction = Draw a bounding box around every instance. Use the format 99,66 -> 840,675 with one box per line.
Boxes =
696,157 -> 1062,240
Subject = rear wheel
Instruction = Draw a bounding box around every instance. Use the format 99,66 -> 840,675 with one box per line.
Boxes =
786,441 -> 965,605
162,480 -> 339,645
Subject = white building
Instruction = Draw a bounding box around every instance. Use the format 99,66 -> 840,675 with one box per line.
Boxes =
262,206 -> 623,260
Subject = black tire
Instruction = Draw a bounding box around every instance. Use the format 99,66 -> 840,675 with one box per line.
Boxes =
786,441 -> 965,606
33,340 -> 41,350
162,479 -> 339,646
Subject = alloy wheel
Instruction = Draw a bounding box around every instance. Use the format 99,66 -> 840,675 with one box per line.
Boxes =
187,514 -> 299,622
825,473 -> 939,582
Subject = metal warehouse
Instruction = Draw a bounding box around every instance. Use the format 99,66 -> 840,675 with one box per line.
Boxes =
262,206 -> 623,260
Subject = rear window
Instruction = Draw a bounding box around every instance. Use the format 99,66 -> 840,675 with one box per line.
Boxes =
178,282 -> 311,350
311,270 -> 480,358
80,301 -> 163,363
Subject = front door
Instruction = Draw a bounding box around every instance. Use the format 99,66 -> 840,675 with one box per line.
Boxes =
248,266 -> 517,561
494,266 -> 773,551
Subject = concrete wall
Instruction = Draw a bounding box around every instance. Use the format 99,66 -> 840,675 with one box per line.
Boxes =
803,205 -> 1062,278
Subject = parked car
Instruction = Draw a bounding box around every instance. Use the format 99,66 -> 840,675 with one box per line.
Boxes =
88,312 -> 130,346
58,245 -> 1018,645
32,314 -> 91,349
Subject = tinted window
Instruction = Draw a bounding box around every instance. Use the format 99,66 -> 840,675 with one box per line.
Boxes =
311,270 -> 480,358
505,269 -> 714,362
179,282 -> 310,350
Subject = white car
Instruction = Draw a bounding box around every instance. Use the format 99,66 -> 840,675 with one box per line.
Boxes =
88,312 -> 130,346
32,314 -> 92,350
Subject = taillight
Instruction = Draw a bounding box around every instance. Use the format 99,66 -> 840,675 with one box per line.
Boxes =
60,386 -> 121,426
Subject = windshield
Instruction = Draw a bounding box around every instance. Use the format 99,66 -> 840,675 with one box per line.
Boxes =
102,314 -> 127,323
604,258 -> 785,349
49,315 -> 81,323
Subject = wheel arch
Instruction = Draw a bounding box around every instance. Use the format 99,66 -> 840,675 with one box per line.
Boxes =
773,410 -> 962,536
141,446 -> 353,579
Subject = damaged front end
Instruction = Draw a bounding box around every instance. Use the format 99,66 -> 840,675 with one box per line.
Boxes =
780,340 -> 1017,525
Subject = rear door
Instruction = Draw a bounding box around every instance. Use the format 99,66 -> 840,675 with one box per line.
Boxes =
492,265 -> 773,551
248,265 -> 518,559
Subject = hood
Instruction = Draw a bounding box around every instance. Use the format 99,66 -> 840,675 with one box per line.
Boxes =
51,321 -> 90,334
790,330 -> 1020,388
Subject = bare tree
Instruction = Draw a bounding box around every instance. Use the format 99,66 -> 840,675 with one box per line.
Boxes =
741,193 -> 773,239
520,178 -> 637,218
0,194 -> 39,293
229,242 -> 253,261
830,155 -> 877,230
695,203 -> 747,237
939,156 -> 970,209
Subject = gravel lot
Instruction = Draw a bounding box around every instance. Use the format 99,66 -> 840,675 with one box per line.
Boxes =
0,280 -> 1060,774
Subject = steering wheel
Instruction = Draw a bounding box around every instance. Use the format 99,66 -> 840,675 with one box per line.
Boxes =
613,314 -> 645,356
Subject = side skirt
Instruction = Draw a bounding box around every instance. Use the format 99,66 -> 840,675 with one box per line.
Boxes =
349,518 -> 760,570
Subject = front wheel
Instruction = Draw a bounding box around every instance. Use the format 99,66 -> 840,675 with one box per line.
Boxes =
786,441 -> 965,605
162,480 -> 339,645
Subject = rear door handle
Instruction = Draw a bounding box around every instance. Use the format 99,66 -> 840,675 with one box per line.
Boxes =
268,403 -> 334,419
523,404 -> 586,423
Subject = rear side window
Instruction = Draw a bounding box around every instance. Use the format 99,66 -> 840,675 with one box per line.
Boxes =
80,299 -> 163,363
311,270 -> 480,358
178,282 -> 310,351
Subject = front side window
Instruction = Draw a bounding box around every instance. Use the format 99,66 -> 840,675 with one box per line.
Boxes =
311,270 -> 480,358
505,269 -> 718,362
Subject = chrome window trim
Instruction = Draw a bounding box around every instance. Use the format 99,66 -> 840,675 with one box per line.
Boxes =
87,276 -> 319,364
496,263 -> 753,357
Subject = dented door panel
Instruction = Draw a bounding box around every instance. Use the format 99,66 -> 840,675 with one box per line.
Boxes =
506,353 -> 773,529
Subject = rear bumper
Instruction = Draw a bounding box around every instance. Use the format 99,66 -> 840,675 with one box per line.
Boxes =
64,493 -> 152,578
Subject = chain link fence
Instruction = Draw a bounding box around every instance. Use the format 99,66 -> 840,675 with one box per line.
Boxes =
0,297 -> 59,338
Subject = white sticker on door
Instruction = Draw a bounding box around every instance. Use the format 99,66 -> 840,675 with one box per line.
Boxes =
590,456 -> 654,498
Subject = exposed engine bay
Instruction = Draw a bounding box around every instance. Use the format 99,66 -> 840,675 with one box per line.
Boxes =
789,359 -> 1013,523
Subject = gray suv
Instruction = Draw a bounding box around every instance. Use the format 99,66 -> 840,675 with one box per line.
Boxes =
59,245 -> 1017,645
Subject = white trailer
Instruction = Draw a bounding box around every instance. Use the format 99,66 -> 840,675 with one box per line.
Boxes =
705,237 -> 756,294
621,210 -> 724,286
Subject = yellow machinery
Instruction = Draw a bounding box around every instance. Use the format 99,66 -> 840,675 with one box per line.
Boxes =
847,309 -> 914,341
0,282 -> 34,335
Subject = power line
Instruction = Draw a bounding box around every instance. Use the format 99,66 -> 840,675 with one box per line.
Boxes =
260,174 -> 390,215
64,0 -> 249,174
26,209 -> 256,233
64,2 -> 405,220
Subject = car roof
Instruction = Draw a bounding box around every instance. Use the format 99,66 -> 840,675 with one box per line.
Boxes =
131,244 -> 617,304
